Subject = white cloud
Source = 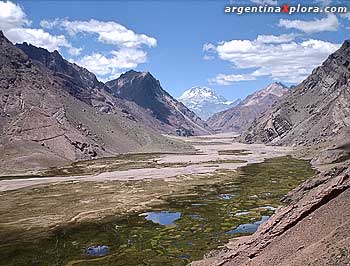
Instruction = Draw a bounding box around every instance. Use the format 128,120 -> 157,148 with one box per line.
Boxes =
256,33 -> 297,44
67,46 -> 82,56
0,1 -> 81,56
0,0 -> 29,30
209,74 -> 256,86
41,18 -> 158,80
39,18 -> 60,29
205,36 -> 340,84
278,14 -> 339,34
203,43 -> 216,52
74,48 -> 148,80
41,19 -> 157,49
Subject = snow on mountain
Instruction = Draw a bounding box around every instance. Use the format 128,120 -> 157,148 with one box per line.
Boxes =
178,87 -> 241,120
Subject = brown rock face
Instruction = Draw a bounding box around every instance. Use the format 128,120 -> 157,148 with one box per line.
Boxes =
16,42 -> 106,104
106,71 -> 214,136
207,82 -> 288,133
242,41 -> 350,146
0,32 -> 187,174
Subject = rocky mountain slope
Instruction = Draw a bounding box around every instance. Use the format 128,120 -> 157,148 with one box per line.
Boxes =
106,71 -> 213,136
208,82 -> 288,133
0,32 -> 188,174
242,41 -> 350,147
178,86 -> 240,120
15,43 -> 179,137
16,43 -> 107,105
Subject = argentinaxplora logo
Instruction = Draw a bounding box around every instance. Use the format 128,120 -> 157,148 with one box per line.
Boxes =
225,4 -> 348,15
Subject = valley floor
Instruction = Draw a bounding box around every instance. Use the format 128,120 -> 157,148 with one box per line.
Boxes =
0,133 -> 302,265
0,133 -> 291,192
3,133 -> 343,266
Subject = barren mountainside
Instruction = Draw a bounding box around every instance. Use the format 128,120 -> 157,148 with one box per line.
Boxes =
106,71 -> 213,136
0,32 -> 188,174
242,41 -> 350,147
208,82 -> 288,133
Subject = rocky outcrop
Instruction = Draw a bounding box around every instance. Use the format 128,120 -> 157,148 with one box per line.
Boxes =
208,83 -> 288,133
242,41 -> 350,146
192,163 -> 350,266
106,71 -> 214,136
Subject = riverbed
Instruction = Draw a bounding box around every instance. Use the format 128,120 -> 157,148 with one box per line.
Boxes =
0,134 -> 315,266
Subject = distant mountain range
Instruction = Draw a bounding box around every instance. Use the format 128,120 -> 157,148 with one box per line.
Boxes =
3,26 -> 349,176
178,87 -> 241,120
207,82 -> 288,133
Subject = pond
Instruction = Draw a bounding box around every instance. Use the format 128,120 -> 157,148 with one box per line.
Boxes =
0,156 -> 315,266
142,211 -> 182,226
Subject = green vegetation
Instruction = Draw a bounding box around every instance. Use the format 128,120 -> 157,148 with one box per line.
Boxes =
0,156 -> 315,266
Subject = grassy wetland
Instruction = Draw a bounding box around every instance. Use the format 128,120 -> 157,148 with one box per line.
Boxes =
0,153 -> 315,266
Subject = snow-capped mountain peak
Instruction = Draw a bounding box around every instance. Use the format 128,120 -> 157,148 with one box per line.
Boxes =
178,86 -> 240,120
179,87 -> 226,104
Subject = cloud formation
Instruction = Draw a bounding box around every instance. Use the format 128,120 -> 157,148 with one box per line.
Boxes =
0,0 -> 29,29
0,1 -> 156,80
0,1 -> 80,55
74,49 -> 148,80
256,34 -> 298,44
278,14 -> 339,34
42,18 -> 157,80
205,35 -> 340,85
209,74 -> 256,86
41,19 -> 157,48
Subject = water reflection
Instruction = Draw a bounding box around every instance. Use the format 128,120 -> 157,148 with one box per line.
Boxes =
226,216 -> 270,235
86,245 -> 109,257
142,211 -> 181,225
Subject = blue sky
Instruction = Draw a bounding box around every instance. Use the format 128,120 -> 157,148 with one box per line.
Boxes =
0,0 -> 349,101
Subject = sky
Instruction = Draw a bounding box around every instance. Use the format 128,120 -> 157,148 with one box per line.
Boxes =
0,0 -> 349,101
